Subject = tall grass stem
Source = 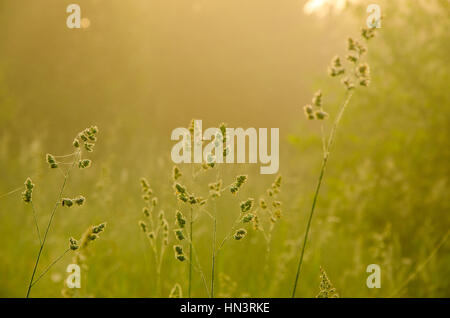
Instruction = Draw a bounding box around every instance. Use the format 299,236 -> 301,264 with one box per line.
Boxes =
291,92 -> 353,297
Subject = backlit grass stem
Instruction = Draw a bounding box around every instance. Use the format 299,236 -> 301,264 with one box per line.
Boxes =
26,155 -> 78,298
292,92 -> 353,298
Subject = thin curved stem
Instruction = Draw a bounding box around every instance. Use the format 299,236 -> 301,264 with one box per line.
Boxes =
31,202 -> 41,245
291,92 -> 353,298
390,230 -> 450,297
188,206 -> 193,298
0,187 -> 22,199
30,248 -> 70,287
210,200 -> 217,298
26,154 -> 78,298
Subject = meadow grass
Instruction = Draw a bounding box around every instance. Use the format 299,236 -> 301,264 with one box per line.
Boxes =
0,1 -> 448,298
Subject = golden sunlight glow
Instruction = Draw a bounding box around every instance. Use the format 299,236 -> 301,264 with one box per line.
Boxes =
303,0 -> 354,16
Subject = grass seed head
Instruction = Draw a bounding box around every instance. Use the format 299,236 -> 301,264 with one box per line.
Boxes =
138,220 -> 147,233
22,177 -> 34,203
242,213 -> 255,223
61,198 -> 74,207
317,267 -> 339,298
175,210 -> 186,228
46,154 -> 58,169
240,198 -> 254,213
74,195 -> 85,206
234,228 -> 247,240
315,110 -> 329,120
303,104 -> 315,120
78,159 -> 91,169
69,237 -> 79,250
172,166 -> 182,180
174,229 -> 185,241
312,90 -> 323,107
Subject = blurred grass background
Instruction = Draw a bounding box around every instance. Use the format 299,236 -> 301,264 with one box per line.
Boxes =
0,0 -> 449,297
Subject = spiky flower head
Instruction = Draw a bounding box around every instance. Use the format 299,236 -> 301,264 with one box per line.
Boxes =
234,228 -> 247,240
78,159 -> 91,169
314,110 -> 329,120
92,222 -> 106,234
240,198 -> 254,213
174,183 -> 186,194
259,199 -> 267,209
328,56 -> 345,77
356,63 -> 370,77
317,267 -> 339,298
46,154 -> 58,169
312,90 -> 323,107
172,166 -> 182,181
230,175 -> 248,194
138,220 -> 148,233
303,105 -> 315,120
74,195 -> 85,206
209,180 -> 222,198
173,245 -> 186,261
84,142 -> 95,152
341,77 -> 355,90
242,213 -> 255,223
175,210 -> 186,228
22,177 -> 34,203
69,237 -> 79,251
346,52 -> 358,63
140,178 -> 150,191
174,229 -> 185,241
361,27 -> 376,40
61,198 -> 74,207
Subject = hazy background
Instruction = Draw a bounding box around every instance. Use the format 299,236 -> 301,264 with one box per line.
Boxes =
0,0 -> 449,297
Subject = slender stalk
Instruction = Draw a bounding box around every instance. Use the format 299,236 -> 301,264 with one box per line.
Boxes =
188,207 -> 193,297
26,157 -> 77,298
31,202 -> 41,245
210,200 -> 217,298
0,187 -> 22,199
291,92 -> 353,298
30,248 -> 70,287
390,230 -> 449,297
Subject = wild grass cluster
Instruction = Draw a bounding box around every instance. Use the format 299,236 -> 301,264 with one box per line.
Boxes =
0,1 -> 449,298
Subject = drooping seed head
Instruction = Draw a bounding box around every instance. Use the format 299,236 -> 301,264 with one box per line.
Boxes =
69,237 -> 79,251
46,154 -> 58,169
303,105 -> 315,120
61,198 -> 74,207
175,210 -> 186,228
174,229 -> 185,241
240,198 -> 254,213
242,213 -> 255,223
173,166 -> 182,180
312,90 -> 323,107
74,195 -> 85,206
138,220 -> 148,233
315,110 -> 329,120
78,159 -> 91,169
233,228 -> 247,240
22,177 -> 34,203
